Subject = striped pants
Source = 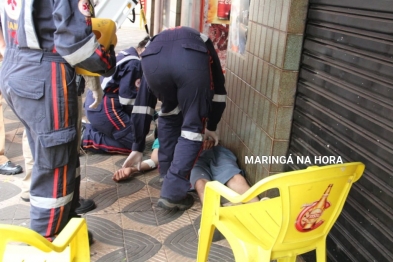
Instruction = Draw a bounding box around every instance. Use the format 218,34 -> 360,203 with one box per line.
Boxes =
0,49 -> 79,240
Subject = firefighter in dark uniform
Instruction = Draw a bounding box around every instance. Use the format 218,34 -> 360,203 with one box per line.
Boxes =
82,36 -> 150,154
0,0 -> 116,240
123,26 -> 227,210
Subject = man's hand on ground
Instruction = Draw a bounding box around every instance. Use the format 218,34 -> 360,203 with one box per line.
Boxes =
112,167 -> 138,182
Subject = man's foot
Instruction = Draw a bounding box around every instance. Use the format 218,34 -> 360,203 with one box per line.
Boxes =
75,198 -> 96,214
157,194 -> 194,211
112,167 -> 139,182
20,191 -> 30,202
0,161 -> 23,175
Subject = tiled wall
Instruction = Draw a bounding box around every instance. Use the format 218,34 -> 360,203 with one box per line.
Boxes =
219,0 -> 309,185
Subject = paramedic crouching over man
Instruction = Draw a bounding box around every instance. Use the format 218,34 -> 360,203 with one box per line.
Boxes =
123,26 -> 227,211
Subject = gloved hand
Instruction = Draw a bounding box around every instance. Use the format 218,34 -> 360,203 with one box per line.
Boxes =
122,151 -> 143,169
89,88 -> 103,109
204,128 -> 219,146
102,45 -> 116,77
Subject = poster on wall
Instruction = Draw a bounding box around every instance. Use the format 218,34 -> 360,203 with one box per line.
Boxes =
228,0 -> 249,55
207,0 -> 232,24
208,24 -> 230,72
205,0 -> 232,71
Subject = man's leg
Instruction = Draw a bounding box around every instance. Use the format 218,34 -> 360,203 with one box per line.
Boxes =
194,178 -> 209,205
0,94 -> 7,164
0,93 -> 22,175
21,129 -> 33,201
192,146 -> 259,205
75,95 -> 96,215
225,174 -> 259,203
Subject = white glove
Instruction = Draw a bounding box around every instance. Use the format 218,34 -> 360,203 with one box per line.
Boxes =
204,128 -> 219,146
89,88 -> 103,109
122,151 -> 143,169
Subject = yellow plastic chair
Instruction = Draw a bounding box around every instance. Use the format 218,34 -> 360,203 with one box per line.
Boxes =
0,218 -> 90,262
197,162 -> 365,262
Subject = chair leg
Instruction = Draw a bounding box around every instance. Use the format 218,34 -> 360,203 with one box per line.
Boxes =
196,224 -> 215,262
316,243 -> 327,262
0,241 -> 6,262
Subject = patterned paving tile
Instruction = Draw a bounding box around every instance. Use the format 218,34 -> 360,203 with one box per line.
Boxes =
81,165 -> 114,184
0,204 -> 30,220
80,153 -> 112,166
163,224 -> 235,261
122,197 -> 185,226
86,214 -> 162,262
0,181 -> 21,202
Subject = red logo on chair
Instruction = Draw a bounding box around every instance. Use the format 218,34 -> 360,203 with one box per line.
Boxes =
295,184 -> 332,232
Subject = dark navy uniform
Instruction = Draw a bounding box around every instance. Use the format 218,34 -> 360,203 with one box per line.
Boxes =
0,0 -> 115,240
132,27 -> 227,202
82,47 -> 142,154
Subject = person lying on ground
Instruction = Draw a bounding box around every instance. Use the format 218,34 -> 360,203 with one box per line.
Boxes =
113,139 -> 259,204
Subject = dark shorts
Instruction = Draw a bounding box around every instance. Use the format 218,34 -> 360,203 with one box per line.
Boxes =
190,146 -> 243,189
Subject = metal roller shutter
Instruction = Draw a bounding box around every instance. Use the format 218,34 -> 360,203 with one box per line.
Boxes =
288,1 -> 393,261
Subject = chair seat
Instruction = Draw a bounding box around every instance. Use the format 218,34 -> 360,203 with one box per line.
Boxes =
3,245 -> 71,262
216,197 -> 282,250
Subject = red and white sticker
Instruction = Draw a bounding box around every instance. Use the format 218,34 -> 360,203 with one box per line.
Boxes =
5,0 -> 22,21
78,0 -> 92,17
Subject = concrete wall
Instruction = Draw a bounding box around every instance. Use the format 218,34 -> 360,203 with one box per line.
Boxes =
219,0 -> 309,185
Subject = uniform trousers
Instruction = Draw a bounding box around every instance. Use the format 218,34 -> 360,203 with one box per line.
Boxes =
83,90 -> 134,154
141,28 -> 213,201
0,48 -> 79,240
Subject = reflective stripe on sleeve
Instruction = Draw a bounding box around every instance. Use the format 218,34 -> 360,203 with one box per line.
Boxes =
181,130 -> 203,141
24,0 -> 40,49
30,192 -> 74,209
101,55 -> 140,89
63,37 -> 99,66
158,106 -> 181,116
119,96 -> 135,106
132,106 -> 155,116
212,94 -> 226,102
200,33 -> 209,42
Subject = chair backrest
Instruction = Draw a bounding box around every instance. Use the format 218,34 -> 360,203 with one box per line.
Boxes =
0,218 -> 90,262
252,162 -> 365,251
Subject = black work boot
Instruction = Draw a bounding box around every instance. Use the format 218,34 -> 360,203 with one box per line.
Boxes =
157,194 -> 194,211
0,161 -> 23,175
75,198 -> 96,214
